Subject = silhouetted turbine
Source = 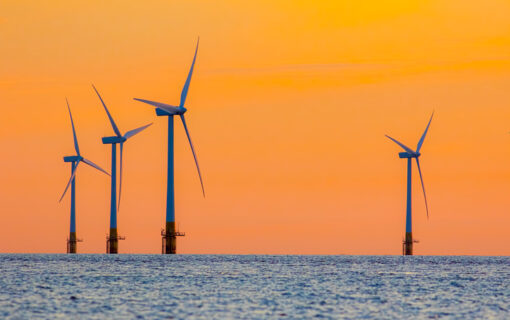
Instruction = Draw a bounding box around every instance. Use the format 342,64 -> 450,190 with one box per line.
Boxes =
60,98 -> 109,253
133,38 -> 204,254
386,112 -> 433,255
93,85 -> 152,253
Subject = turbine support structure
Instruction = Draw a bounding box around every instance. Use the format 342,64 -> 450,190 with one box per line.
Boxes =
404,156 -> 413,255
161,116 -> 185,254
69,160 -> 77,253
102,138 -> 124,254
63,158 -> 83,254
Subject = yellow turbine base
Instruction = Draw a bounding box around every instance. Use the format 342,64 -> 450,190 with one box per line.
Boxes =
67,232 -> 77,254
403,232 -> 413,256
108,228 -> 118,254
163,222 -> 177,254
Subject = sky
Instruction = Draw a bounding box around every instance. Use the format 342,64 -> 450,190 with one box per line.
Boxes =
1,0 -> 510,255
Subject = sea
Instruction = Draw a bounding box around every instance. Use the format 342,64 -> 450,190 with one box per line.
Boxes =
0,255 -> 508,319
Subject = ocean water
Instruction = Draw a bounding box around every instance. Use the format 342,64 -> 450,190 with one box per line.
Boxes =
0,255 -> 508,319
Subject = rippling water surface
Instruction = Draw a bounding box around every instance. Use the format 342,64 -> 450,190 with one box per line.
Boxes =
0,255 -> 508,319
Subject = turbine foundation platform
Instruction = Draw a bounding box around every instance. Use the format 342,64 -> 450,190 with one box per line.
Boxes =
402,232 -> 419,255
162,222 -> 185,254
106,228 -> 125,254
66,232 -> 82,254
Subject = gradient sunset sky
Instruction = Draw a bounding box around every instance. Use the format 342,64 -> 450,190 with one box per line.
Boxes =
1,1 -> 510,254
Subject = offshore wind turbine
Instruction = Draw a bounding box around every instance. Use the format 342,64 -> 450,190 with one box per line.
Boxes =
133,38 -> 204,254
59,98 -> 109,254
386,112 -> 433,255
93,85 -> 152,254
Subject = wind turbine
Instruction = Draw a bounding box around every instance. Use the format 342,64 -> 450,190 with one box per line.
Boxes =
92,85 -> 152,254
386,112 -> 433,255
60,98 -> 109,254
133,38 -> 204,254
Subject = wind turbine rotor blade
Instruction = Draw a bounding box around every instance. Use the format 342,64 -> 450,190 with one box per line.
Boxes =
65,98 -> 80,156
180,114 -> 205,197
82,158 -> 110,176
59,161 -> 80,202
118,142 -> 124,212
385,135 -> 416,154
415,158 -> 430,219
92,84 -> 122,137
179,38 -> 199,108
416,112 -> 434,153
124,123 -> 153,140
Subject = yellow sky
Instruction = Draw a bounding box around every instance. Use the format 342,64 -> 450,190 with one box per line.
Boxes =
1,1 -> 510,254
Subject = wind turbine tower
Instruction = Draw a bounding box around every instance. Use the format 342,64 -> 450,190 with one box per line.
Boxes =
60,98 -> 109,253
134,38 -> 205,254
93,85 -> 152,254
386,113 -> 433,255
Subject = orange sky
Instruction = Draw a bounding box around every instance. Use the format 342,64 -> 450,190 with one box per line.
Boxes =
1,0 -> 510,255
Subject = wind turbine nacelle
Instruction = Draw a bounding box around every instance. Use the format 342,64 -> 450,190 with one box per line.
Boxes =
102,136 -> 127,144
399,152 -> 415,159
156,107 -> 186,117
63,155 -> 82,162
155,108 -> 172,116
